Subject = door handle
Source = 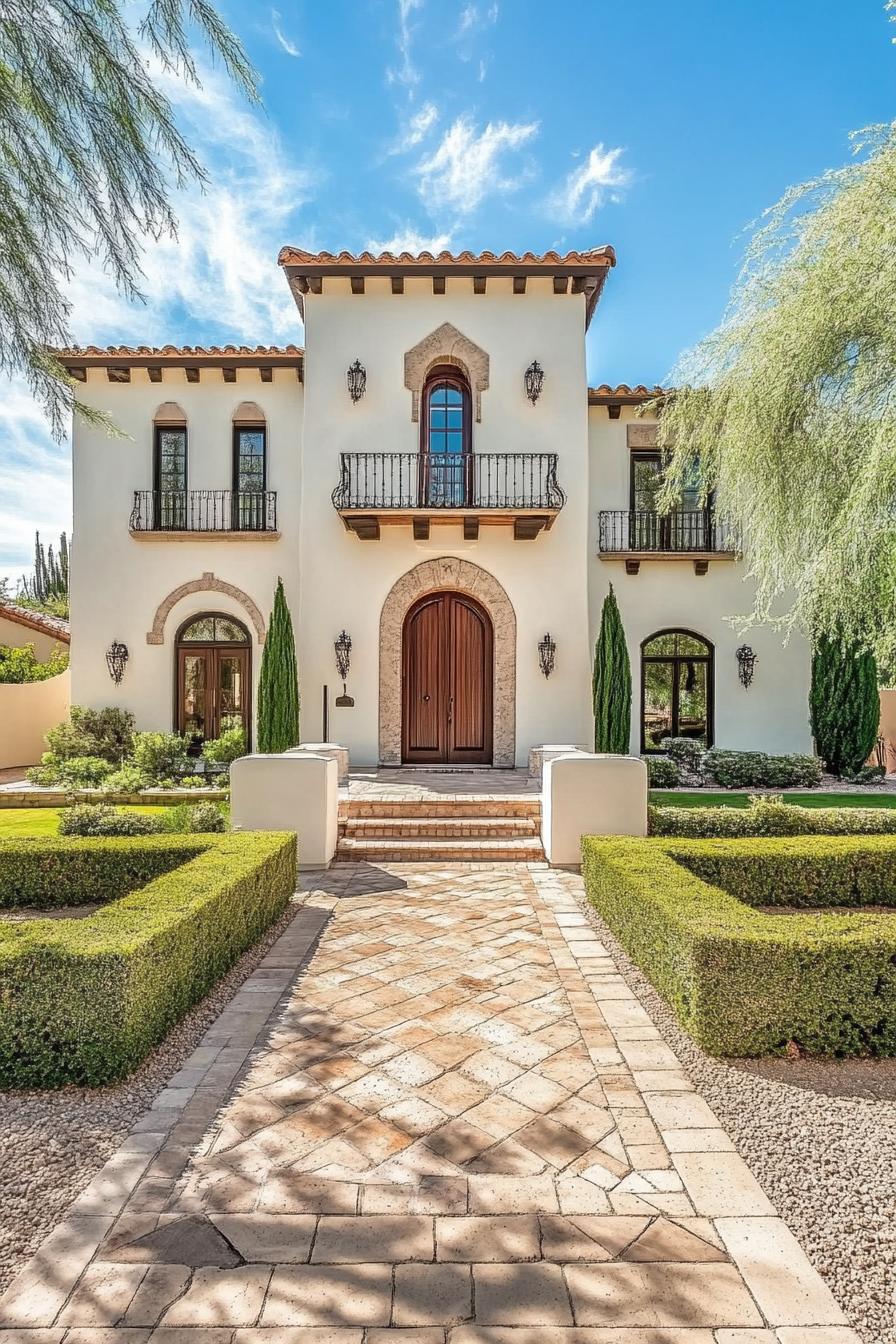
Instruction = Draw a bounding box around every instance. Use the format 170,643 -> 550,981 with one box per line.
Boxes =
422,693 -> 430,702
447,695 -> 453,725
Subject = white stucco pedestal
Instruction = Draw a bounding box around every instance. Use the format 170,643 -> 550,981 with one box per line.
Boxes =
230,753 -> 338,868
286,743 -> 350,785
542,753 -> 648,867
528,744 -> 589,782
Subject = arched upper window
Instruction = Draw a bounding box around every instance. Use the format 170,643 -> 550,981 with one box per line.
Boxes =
421,365 -> 472,506
641,629 -> 713,752
175,612 -> 251,749
232,403 -> 267,531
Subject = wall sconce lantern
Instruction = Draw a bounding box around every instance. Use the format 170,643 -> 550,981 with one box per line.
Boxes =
334,630 -> 354,706
736,644 -> 757,689
106,640 -> 129,685
525,359 -> 544,404
538,632 -> 556,679
347,359 -> 367,403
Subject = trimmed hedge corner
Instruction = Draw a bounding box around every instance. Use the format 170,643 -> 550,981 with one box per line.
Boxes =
648,797 -> 896,839
582,833 -> 896,1057
0,832 -> 297,1086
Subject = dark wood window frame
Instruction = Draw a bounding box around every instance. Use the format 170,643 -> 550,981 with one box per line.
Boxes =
153,423 -> 188,530
232,422 -> 267,531
174,611 -> 252,750
640,627 -> 714,753
420,364 -> 473,507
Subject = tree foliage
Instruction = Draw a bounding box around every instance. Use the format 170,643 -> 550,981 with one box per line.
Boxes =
657,120 -> 896,663
592,585 -> 632,753
809,636 -> 880,777
0,1 -> 256,435
257,578 -> 300,753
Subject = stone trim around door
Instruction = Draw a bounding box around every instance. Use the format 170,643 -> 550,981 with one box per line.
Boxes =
404,322 -> 490,423
146,572 -> 267,645
379,556 -> 516,767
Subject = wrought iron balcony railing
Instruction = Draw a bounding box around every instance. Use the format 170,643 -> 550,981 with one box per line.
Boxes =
332,452 -> 565,512
130,490 -> 278,533
598,509 -> 737,555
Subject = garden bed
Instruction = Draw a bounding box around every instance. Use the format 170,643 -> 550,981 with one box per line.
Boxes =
0,786 -> 228,808
582,832 -> 896,1056
0,832 -> 296,1086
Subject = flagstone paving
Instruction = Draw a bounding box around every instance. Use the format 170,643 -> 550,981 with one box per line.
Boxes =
0,862 -> 860,1343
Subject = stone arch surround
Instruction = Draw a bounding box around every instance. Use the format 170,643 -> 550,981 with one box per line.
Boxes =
404,322 -> 490,423
146,572 -> 266,645
379,557 -> 516,766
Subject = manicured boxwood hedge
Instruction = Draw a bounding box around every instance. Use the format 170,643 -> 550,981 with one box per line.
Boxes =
0,834 -> 208,908
648,799 -> 896,839
0,832 -> 296,1087
582,833 -> 896,1057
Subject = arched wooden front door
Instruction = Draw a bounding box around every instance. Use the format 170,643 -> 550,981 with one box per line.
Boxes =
402,592 -> 493,764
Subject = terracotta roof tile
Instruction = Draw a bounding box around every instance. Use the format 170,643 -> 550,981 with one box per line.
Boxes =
278,247 -> 615,268
588,383 -> 670,404
0,602 -> 70,643
55,344 -> 303,360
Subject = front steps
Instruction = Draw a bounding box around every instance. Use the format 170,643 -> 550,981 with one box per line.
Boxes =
336,797 -> 544,863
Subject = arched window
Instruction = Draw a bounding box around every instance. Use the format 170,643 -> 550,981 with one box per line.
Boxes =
153,403 -> 188,531
421,364 -> 472,506
232,402 -> 267,531
641,629 -> 713,752
176,613 -> 251,749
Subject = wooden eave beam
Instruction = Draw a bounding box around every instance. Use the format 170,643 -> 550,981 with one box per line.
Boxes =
432,276 -> 446,295
473,276 -> 487,294
107,367 -> 130,382
350,276 -> 365,294
513,275 -> 527,295
391,276 -> 404,294
60,354 -> 303,371
185,366 -> 200,383
69,367 -> 87,382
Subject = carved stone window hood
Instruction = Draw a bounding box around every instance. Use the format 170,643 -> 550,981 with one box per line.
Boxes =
404,322 -> 489,423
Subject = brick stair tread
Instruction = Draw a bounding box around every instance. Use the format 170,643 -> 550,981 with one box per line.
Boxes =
345,799 -> 541,819
336,835 -> 545,861
344,817 -> 538,835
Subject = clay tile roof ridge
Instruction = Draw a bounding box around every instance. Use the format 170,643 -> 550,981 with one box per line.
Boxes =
277,246 -> 616,267
0,600 -> 70,642
590,383 -> 670,396
54,343 -> 303,358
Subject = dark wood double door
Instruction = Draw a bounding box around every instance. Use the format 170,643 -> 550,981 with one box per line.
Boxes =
402,592 -> 493,764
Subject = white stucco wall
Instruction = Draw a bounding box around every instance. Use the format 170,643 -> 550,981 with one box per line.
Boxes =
587,407 -> 813,754
69,369 -> 301,740
298,277 -> 593,766
0,612 -> 65,661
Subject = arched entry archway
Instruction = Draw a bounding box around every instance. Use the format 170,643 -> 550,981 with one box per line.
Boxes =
379,557 -> 516,766
402,591 -> 493,764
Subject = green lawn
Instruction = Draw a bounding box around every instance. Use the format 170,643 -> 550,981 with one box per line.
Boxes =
652,790 -> 896,810
0,807 -> 170,837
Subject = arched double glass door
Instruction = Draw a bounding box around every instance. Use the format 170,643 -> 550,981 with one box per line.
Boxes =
176,614 -> 251,749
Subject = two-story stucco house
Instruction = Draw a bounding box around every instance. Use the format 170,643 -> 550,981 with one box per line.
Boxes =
58,247 -> 812,768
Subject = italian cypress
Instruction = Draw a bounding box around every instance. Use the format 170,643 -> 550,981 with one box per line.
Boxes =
592,584 -> 632,753
257,577 -> 300,753
810,635 -> 879,776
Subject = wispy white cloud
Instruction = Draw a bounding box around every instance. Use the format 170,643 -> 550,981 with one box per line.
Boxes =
551,143 -> 630,223
390,100 -> 438,155
0,379 -> 71,589
416,115 -> 538,214
387,0 -> 424,90
366,227 -> 452,255
272,9 -> 301,57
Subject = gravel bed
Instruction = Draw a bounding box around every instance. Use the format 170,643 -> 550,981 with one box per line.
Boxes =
572,882 -> 896,1344
0,896 -> 304,1295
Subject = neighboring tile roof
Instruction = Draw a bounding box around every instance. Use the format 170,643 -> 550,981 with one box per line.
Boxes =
277,247 -> 616,268
588,383 -> 670,405
0,602 -> 70,644
55,344 -> 303,363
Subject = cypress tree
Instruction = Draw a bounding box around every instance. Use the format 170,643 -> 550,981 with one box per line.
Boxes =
592,584 -> 632,753
810,635 -> 879,775
257,577 -> 300,753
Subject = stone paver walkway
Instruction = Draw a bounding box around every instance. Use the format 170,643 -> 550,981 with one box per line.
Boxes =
0,863 -> 859,1343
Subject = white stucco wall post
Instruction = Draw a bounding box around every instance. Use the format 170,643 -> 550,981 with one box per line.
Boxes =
230,753 -> 338,868
542,753 -> 648,866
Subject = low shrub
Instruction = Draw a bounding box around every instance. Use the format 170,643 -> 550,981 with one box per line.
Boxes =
101,763 -> 150,793
160,802 -> 227,834
46,707 -> 135,764
0,832 -> 296,1085
0,642 -> 69,683
583,833 -> 896,1056
202,725 -> 246,767
663,737 -> 706,773
179,774 -> 209,789
59,804 -> 164,837
27,753 -> 114,789
132,731 -> 191,783
0,835 -> 203,909
644,756 -> 680,788
843,765 -> 887,786
702,748 -> 822,789
649,795 -> 896,838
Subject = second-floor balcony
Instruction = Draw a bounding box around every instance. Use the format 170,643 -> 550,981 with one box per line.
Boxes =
332,452 -> 565,540
598,509 -> 738,574
130,490 -> 279,539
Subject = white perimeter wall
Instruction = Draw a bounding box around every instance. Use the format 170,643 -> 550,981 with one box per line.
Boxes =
299,278 -> 593,766
588,407 -> 813,754
69,370 -> 301,737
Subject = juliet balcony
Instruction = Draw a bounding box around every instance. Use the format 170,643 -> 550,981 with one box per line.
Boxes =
598,509 -> 738,574
129,490 -> 279,539
332,452 -> 566,540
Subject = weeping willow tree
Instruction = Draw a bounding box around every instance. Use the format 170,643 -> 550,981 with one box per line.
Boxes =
0,2 -> 256,436
657,117 -> 896,666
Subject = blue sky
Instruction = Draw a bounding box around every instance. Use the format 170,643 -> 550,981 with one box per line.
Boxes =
1,0 -> 894,586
